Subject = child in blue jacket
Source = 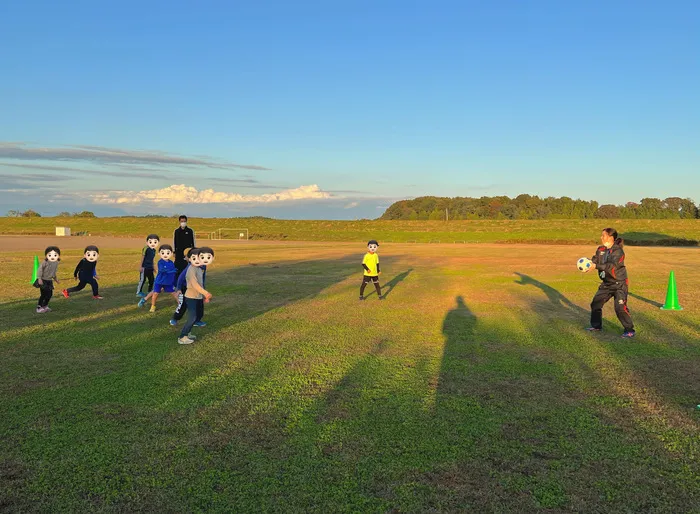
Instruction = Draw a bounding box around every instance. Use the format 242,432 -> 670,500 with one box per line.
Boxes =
138,244 -> 179,312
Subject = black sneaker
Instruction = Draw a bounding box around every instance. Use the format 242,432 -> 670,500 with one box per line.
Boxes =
378,295 -> 385,300
359,296 -> 365,301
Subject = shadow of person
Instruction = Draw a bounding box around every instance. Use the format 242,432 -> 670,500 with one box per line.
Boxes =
628,292 -> 663,309
378,268 -> 413,299
437,296 -> 479,399
514,272 -> 586,315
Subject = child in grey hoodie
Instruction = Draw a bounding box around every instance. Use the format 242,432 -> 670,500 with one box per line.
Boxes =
36,246 -> 61,313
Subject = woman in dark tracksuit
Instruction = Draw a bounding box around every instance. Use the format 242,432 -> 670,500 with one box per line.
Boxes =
586,228 -> 635,338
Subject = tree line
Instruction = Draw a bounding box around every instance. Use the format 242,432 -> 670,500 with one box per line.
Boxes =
381,195 -> 700,220
6,210 -> 97,218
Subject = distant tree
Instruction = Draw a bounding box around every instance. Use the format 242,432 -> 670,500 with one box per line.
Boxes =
58,211 -> 72,217
74,211 -> 96,218
595,204 -> 621,218
22,209 -> 42,217
6,210 -> 21,217
379,195 -> 698,221
428,209 -> 443,220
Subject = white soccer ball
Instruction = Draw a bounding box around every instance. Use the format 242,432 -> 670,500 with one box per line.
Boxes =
577,257 -> 592,272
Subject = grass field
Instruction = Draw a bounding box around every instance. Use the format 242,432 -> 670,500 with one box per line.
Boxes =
1,240 -> 699,512
2,216 -> 700,245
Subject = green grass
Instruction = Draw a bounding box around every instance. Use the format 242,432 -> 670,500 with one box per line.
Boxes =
2,216 -> 700,244
1,242 -> 699,512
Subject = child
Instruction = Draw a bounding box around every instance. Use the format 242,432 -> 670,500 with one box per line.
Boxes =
586,228 -> 635,338
62,245 -> 102,299
178,247 -> 214,345
137,234 -> 159,297
35,246 -> 61,313
138,244 -> 178,312
170,248 -> 208,327
360,240 -> 384,300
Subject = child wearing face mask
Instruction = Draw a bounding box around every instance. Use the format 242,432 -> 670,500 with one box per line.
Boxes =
35,246 -> 61,313
62,245 -> 102,299
139,244 -> 179,312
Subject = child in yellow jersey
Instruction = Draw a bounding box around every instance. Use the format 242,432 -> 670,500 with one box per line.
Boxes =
360,240 -> 384,300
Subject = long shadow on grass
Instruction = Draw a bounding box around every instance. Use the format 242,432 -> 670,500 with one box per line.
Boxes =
514,272 -> 588,321
361,268 -> 413,299
381,268 -> 413,299
245,295 -> 700,511
0,255 -> 365,511
514,275 -> 700,427
628,292 -> 663,308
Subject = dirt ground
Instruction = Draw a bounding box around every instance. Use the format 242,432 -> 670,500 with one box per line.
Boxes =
0,235 -> 262,252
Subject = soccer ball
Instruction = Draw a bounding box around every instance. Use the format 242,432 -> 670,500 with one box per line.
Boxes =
577,257 -> 592,272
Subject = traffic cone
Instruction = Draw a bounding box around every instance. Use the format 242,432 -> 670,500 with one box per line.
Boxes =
31,255 -> 40,284
660,271 -> 683,311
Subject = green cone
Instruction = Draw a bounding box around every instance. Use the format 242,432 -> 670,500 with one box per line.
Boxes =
31,255 -> 40,284
660,271 -> 683,311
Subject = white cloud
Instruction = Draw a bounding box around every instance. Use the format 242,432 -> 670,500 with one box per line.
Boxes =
344,202 -> 359,209
90,184 -> 332,205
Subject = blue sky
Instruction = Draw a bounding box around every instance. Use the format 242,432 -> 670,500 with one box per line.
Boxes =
1,0 -> 698,219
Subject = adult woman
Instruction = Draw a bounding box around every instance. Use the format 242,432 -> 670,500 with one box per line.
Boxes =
587,228 -> 635,338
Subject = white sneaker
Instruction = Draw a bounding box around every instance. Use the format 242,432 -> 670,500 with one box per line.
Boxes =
44,306 -> 51,312
178,336 -> 195,345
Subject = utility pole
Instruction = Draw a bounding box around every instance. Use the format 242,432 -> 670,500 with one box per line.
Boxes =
445,208 -> 449,221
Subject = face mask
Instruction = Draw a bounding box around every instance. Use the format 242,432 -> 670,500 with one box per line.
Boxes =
180,222 -> 187,228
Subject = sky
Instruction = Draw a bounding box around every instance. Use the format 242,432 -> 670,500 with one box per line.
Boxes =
0,0 -> 698,219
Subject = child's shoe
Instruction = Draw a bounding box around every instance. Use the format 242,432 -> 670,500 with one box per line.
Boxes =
621,331 -> 636,339
138,298 -> 146,308
359,296 -> 365,301
187,333 -> 197,340
178,336 -> 195,345
44,306 -> 51,312
93,295 -> 103,300
169,319 -> 177,326
62,289 -> 70,298
149,305 -> 156,313
36,306 -> 44,313
193,321 -> 207,327
136,292 -> 147,297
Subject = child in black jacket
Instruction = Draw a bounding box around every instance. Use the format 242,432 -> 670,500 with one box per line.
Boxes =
62,245 -> 102,299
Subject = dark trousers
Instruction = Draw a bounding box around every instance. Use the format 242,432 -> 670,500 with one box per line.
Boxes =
173,290 -> 187,320
67,276 -> 99,296
180,298 -> 200,338
174,290 -> 204,322
591,283 -> 634,332
360,275 -> 382,297
137,269 -> 154,294
175,256 -> 188,276
38,280 -> 54,307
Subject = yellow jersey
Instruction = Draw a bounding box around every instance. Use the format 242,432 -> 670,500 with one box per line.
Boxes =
362,252 -> 379,276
